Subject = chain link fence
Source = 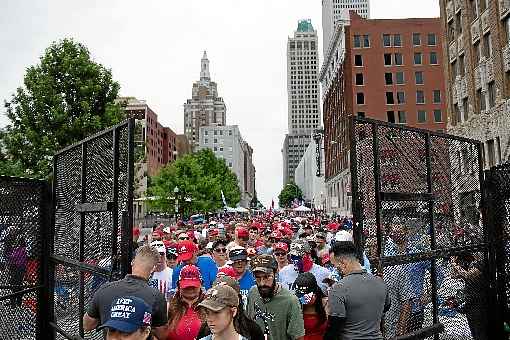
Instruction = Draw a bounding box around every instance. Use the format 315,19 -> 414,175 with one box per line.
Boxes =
0,176 -> 51,340
350,117 -> 490,340
50,119 -> 134,339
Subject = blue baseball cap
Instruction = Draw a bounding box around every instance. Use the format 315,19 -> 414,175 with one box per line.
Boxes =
98,296 -> 152,333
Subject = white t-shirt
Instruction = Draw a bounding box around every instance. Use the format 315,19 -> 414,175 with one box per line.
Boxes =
148,267 -> 173,300
278,263 -> 330,295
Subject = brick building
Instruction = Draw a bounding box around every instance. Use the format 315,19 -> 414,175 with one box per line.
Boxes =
439,0 -> 510,169
120,97 -> 178,219
320,12 -> 446,214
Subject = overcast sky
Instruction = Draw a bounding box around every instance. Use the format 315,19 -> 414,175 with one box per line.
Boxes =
0,0 -> 439,206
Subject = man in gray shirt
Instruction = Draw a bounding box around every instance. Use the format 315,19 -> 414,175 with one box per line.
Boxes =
325,241 -> 390,340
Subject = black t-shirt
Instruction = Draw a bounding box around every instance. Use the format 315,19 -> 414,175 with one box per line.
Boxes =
87,274 -> 168,331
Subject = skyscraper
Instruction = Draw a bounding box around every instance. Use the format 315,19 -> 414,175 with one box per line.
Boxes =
322,0 -> 370,57
184,51 -> 226,150
282,19 -> 321,185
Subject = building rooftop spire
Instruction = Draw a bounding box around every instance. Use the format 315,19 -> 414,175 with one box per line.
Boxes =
200,50 -> 210,81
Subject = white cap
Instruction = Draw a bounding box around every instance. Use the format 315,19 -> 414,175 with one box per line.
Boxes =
150,240 -> 166,253
163,227 -> 171,234
206,241 -> 214,250
334,230 -> 353,243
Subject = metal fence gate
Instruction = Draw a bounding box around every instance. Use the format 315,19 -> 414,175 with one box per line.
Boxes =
48,119 -> 134,339
349,117 -> 495,339
484,163 -> 510,334
0,176 -> 52,340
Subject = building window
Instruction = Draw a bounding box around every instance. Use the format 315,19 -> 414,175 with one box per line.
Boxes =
386,92 -> 395,104
228,162 -> 232,167
470,0 -> 479,18
356,92 -> 365,105
396,71 -> 405,84
354,35 -> 361,48
413,33 -> 421,46
394,53 -> 403,65
478,89 -> 486,111
414,52 -> 422,65
474,41 -> 481,65
456,12 -> 463,34
355,54 -> 363,66
214,146 -> 218,151
229,130 -> 232,136
398,111 -> 406,124
393,34 -> 402,47
385,72 -> 393,85
459,54 -> 465,76
415,71 -> 424,85
462,97 -> 469,121
204,131 -> 208,135
355,73 -> 364,85
357,112 -> 366,117
417,110 -> 427,123
214,130 -> 217,135
397,91 -> 405,104
383,34 -> 391,47
428,33 -> 437,46
483,33 -> 492,58
416,90 -> 425,104
430,52 -> 438,65
387,111 -> 396,123
219,147 -> 224,151
487,139 -> 496,168
433,90 -> 441,103
363,35 -> 370,47
488,81 -> 496,107
384,53 -> 392,66
433,109 -> 442,122
205,138 -> 208,143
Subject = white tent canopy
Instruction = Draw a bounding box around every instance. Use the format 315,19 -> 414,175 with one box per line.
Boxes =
293,205 -> 311,212
235,206 -> 250,213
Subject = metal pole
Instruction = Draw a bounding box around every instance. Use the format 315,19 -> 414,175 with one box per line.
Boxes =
371,123 -> 383,264
424,133 -> 439,339
79,142 -> 87,338
111,126 -> 120,274
125,118 -> 135,276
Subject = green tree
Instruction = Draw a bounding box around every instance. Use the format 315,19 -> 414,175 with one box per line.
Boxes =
148,149 -> 241,214
278,182 -> 303,208
1,38 -> 125,178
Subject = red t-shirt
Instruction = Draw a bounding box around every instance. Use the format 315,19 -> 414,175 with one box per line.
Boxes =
303,313 -> 327,340
166,306 -> 201,340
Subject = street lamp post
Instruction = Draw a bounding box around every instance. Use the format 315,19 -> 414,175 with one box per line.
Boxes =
174,186 -> 179,222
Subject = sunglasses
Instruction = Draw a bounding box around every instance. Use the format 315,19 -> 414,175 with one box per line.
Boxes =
214,248 -> 227,253
274,252 -> 287,257
179,236 -> 190,241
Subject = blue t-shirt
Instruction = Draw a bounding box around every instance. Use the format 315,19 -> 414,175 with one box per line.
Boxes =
238,270 -> 256,307
172,256 -> 218,290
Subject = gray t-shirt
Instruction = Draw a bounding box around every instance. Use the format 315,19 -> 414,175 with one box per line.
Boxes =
329,270 -> 390,340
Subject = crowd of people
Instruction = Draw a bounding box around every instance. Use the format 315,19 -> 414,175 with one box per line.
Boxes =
82,212 -> 489,340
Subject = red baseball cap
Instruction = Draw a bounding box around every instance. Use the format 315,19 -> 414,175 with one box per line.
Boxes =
274,242 -> 289,253
217,266 -> 237,278
208,228 -> 219,236
179,265 -> 202,288
177,240 -> 198,262
270,230 -> 283,239
236,227 -> 249,238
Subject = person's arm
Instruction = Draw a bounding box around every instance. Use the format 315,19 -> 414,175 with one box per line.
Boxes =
171,265 -> 180,289
324,315 -> 346,340
286,296 -> 306,340
83,290 -> 101,331
151,293 -> 169,339
397,300 -> 411,336
83,313 -> 99,331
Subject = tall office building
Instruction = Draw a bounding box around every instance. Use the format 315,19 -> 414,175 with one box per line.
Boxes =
322,0 -> 370,57
439,0 -> 510,169
184,51 -> 226,150
282,19 -> 321,185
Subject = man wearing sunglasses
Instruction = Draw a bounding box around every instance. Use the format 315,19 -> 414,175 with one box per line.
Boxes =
211,239 -> 228,268
229,246 -> 256,307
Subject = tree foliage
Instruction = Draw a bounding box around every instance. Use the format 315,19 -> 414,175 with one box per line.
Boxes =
1,38 -> 125,178
278,182 -> 303,208
148,149 -> 241,214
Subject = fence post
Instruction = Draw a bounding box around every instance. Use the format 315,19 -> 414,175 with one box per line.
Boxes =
37,180 -> 55,339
